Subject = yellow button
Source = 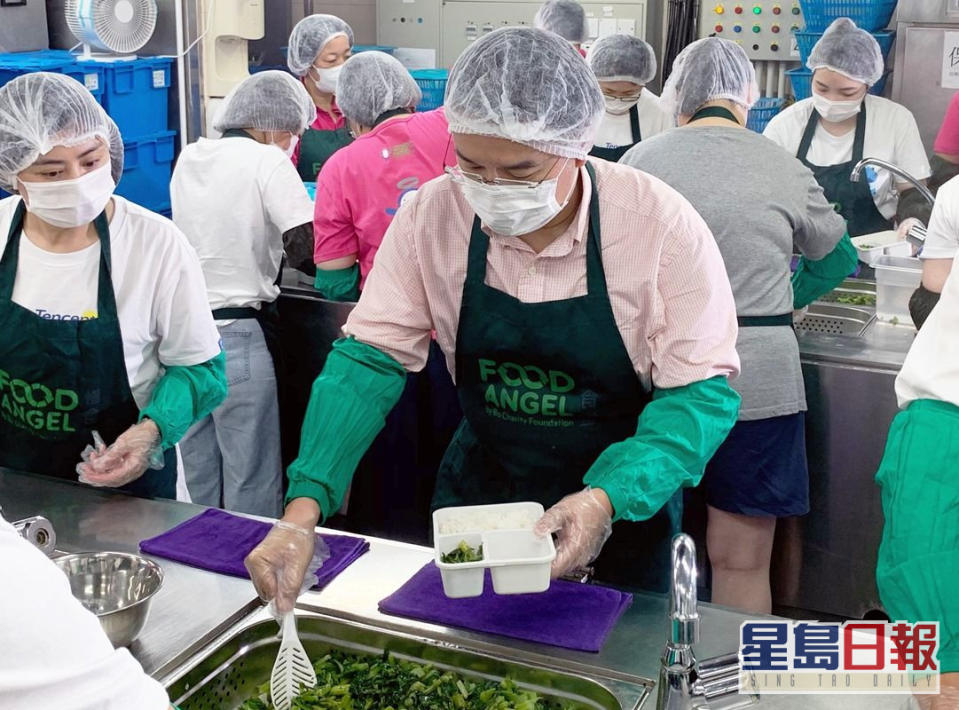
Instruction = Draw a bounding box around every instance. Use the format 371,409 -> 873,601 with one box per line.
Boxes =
715,4 -> 725,13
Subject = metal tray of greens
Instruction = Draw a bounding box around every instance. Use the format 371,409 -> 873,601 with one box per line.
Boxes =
165,611 -> 651,709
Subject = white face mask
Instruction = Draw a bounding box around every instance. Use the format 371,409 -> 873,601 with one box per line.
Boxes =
312,63 -> 343,93
272,134 -> 298,158
19,162 -> 115,229
453,160 -> 574,237
812,93 -> 863,123
603,94 -> 641,116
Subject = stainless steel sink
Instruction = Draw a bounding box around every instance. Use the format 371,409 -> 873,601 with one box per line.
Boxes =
165,611 -> 653,709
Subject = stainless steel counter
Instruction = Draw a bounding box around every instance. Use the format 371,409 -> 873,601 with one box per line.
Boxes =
0,471 -> 261,678
2,471 -> 918,709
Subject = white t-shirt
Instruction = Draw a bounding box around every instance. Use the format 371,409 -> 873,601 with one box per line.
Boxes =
170,136 -> 315,311
593,90 -> 674,150
0,516 -> 170,710
920,174 -> 959,260
896,259 -> 959,409
763,95 -> 931,220
0,195 -> 222,408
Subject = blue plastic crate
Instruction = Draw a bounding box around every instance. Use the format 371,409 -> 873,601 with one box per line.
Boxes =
798,0 -> 898,31
303,181 -> 317,201
115,130 -> 176,212
0,50 -> 105,101
410,69 -> 448,111
747,97 -> 785,133
352,45 -> 396,55
787,67 -> 891,100
794,28 -> 895,64
86,56 -> 173,138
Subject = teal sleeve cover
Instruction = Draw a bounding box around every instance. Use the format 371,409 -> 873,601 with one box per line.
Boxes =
314,264 -> 360,302
792,232 -> 858,309
583,376 -> 741,522
139,351 -> 228,449
286,337 -> 407,517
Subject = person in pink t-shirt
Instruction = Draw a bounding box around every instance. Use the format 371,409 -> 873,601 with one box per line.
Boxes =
932,91 -> 959,194
286,14 -> 355,182
312,52 -> 455,301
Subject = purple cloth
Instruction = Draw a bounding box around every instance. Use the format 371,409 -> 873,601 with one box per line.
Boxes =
378,563 -> 632,653
139,508 -> 369,589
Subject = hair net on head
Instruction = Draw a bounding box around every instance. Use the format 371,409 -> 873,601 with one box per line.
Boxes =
533,1 -> 589,44
0,72 -> 123,194
213,71 -> 314,134
807,18 -> 883,86
287,14 -> 355,77
335,52 -> 422,128
660,37 -> 759,119
587,34 -> 657,86
445,27 -> 604,159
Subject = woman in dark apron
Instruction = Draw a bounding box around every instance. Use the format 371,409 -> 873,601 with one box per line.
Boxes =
286,14 -> 355,183
587,34 -> 671,162
0,72 -> 227,498
245,28 -> 742,612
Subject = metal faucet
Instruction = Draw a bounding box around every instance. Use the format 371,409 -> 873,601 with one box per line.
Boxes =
656,534 -> 753,710
850,157 -> 936,207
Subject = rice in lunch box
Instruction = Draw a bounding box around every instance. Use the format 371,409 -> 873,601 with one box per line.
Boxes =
438,508 -> 539,534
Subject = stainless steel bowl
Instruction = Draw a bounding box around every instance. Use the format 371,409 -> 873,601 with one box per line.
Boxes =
53,552 -> 163,647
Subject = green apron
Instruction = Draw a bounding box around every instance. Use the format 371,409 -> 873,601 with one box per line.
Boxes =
432,162 -> 680,592
589,104 -> 641,163
797,103 -> 893,238
296,124 -> 353,183
0,201 -> 175,498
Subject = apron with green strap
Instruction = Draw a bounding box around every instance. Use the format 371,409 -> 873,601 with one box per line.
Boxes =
0,201 -> 175,497
797,102 -> 892,238
589,104 -> 641,163
296,124 -> 353,183
432,162 -> 680,592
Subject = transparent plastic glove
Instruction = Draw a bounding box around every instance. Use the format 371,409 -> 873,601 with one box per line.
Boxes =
245,521 -> 331,614
896,217 -> 924,241
76,421 -> 163,488
534,487 -> 613,579
793,307 -> 808,325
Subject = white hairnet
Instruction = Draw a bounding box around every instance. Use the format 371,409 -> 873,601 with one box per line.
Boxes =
587,34 -> 657,86
0,72 -> 123,194
807,18 -> 883,87
660,37 -> 759,119
533,1 -> 589,44
213,71 -> 314,134
445,27 -> 604,160
336,52 -> 422,128
287,14 -> 354,77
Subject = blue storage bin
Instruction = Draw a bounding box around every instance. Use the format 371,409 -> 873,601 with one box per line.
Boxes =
411,69 -> 448,111
353,45 -> 397,55
787,67 -> 890,100
798,0 -> 898,32
747,97 -> 785,133
87,56 -> 173,138
794,28 -> 895,64
0,50 -> 105,101
115,130 -> 176,212
303,181 -> 317,201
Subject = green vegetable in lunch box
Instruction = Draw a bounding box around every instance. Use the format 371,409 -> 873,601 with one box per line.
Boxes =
441,540 -> 484,564
238,649 -> 568,709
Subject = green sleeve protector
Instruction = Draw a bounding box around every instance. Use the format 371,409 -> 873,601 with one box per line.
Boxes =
583,376 -> 740,522
139,351 -> 228,450
792,232 -> 858,309
314,264 -> 360,302
286,336 -> 407,517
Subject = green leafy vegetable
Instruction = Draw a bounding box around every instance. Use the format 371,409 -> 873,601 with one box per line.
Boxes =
441,540 -> 484,564
238,649 -> 568,709
834,293 -> 876,306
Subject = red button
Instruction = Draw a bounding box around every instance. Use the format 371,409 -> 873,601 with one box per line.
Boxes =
772,24 -> 780,32
772,5 -> 782,13
734,5 -> 743,13
715,23 -> 724,31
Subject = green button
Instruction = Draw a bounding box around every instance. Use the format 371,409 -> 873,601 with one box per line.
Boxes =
753,5 -> 762,13
791,6 -> 800,13
752,24 -> 761,32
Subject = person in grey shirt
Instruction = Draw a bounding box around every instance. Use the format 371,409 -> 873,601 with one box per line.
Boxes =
622,37 -> 856,614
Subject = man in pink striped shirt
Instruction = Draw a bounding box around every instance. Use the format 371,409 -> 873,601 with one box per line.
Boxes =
246,27 -> 741,609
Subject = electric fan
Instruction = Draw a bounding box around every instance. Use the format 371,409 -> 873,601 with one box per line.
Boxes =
65,0 -> 158,60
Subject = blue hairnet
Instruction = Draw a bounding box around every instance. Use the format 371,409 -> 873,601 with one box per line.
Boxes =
0,72 -> 123,193
287,14 -> 354,77
587,34 -> 657,86
213,71 -> 315,133
533,1 -> 589,44
336,52 -> 422,128
660,37 -> 759,119
807,18 -> 883,86
445,27 -> 604,159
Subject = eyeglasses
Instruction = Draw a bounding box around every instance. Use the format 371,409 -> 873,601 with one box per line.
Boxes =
445,157 -> 565,188
602,92 -> 643,103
